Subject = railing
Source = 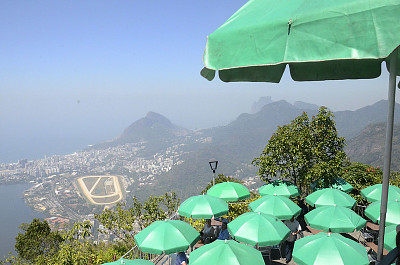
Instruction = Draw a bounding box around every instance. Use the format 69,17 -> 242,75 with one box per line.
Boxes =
379,247 -> 399,265
120,246 -> 161,262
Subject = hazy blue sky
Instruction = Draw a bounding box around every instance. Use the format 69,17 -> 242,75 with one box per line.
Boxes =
0,0 -> 397,163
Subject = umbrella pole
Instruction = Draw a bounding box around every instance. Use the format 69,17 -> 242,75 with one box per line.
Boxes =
377,47 -> 398,263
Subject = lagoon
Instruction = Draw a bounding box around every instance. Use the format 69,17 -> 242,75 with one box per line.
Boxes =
0,183 -> 44,259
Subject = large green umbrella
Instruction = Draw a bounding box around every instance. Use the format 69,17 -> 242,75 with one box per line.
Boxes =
249,195 -> 301,220
293,232 -> 369,265
207,182 -> 250,202
102,259 -> 154,265
227,211 -> 290,247
258,180 -> 300,198
134,220 -> 200,255
364,199 -> 400,226
201,0 -> 400,82
305,205 -> 366,233
310,177 -> 353,193
305,188 -> 356,208
201,0 -> 400,261
360,184 -> 400,202
178,195 -> 229,219
382,224 -> 399,251
189,239 -> 265,265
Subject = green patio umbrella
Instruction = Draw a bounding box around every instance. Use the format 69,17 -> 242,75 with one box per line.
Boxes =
258,180 -> 300,198
310,177 -> 353,193
227,211 -> 290,247
189,239 -> 265,265
364,199 -> 400,226
178,194 -> 229,219
102,259 -> 154,265
360,184 -> 400,202
207,182 -> 250,202
305,205 -> 366,233
201,0 -> 400,82
249,194 -> 301,220
293,232 -> 369,265
305,188 -> 356,208
134,220 -> 200,255
201,0 -> 400,261
381,224 -> 399,251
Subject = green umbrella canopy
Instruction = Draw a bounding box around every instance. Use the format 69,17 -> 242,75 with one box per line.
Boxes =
381,224 -> 400,251
207,182 -> 250,202
134,220 -> 200,255
305,188 -> 356,208
293,232 -> 369,265
227,212 -> 290,247
189,239 -> 265,265
305,205 -> 366,233
178,195 -> 229,219
310,177 -> 353,193
102,259 -> 154,265
249,195 -> 301,220
258,180 -> 300,198
360,184 -> 400,202
201,0 -> 400,82
364,199 -> 400,226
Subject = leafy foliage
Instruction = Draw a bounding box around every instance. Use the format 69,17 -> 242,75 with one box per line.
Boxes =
340,162 -> 383,205
2,192 -> 180,265
227,194 -> 260,221
340,162 -> 400,205
14,218 -> 63,263
95,192 -> 180,243
253,107 -> 346,194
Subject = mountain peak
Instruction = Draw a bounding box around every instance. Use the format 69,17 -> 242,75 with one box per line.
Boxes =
110,112 -> 191,145
250,96 -> 274,113
145,111 -> 167,120
143,111 -> 174,128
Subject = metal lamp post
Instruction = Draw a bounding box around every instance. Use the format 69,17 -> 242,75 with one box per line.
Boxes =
209,160 -> 218,186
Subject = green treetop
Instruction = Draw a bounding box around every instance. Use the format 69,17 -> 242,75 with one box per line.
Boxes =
252,107 -> 347,194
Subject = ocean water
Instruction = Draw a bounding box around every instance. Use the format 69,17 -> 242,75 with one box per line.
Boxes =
0,183 -> 44,259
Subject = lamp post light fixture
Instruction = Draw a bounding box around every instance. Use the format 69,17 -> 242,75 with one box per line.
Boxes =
209,160 -> 218,186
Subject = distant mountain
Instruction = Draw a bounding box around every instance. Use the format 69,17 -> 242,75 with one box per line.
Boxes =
250,96 -> 274,113
250,97 -> 320,114
156,100 -> 400,198
345,123 -> 400,170
293,101 -> 320,110
334,100 -> 400,139
93,99 -> 400,199
156,100 -> 322,197
91,112 -> 191,154
119,111 -> 190,142
206,100 -> 319,159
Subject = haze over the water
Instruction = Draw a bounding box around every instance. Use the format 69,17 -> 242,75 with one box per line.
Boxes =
1,1 -> 398,163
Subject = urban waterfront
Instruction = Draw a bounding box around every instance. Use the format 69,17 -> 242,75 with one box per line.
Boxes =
0,183 -> 44,259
